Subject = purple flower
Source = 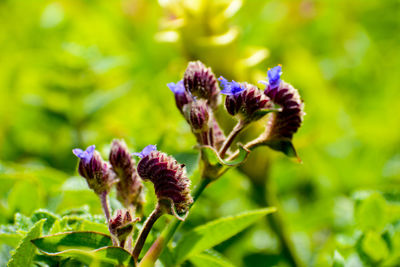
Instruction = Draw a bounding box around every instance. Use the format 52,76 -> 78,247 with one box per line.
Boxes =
133,145 -> 157,159
167,80 -> 185,94
219,76 -> 244,95
266,65 -> 282,90
73,145 -> 95,164
73,145 -> 116,195
168,80 -> 193,112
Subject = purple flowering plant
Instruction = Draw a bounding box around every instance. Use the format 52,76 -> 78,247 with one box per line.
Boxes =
29,61 -> 304,266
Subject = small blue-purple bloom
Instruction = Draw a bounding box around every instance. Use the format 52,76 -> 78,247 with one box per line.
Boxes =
133,145 -> 157,159
73,145 -> 95,164
219,76 -> 244,96
267,65 -> 282,90
167,80 -> 185,95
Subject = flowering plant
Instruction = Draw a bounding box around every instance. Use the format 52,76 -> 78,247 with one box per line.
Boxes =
7,61 -> 304,267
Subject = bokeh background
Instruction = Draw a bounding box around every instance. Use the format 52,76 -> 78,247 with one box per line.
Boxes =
1,0 -> 400,266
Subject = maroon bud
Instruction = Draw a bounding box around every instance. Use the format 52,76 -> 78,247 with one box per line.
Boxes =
264,81 -> 304,140
225,93 -> 243,116
109,139 -> 144,210
183,99 -> 211,132
168,80 -> 193,113
136,149 -> 193,215
225,83 -> 273,121
184,61 -> 220,109
109,209 -> 139,246
75,149 -> 116,195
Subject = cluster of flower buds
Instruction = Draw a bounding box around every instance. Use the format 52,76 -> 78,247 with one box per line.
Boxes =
109,139 -> 144,211
109,209 -> 139,247
169,61 -> 225,149
73,145 -> 117,195
134,145 -> 193,219
73,141 -> 145,213
169,61 -> 304,162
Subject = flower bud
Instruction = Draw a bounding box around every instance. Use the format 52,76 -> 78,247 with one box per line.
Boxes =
219,77 -> 273,121
109,139 -> 144,210
168,80 -> 193,113
73,145 -> 116,195
109,209 -> 139,246
262,66 -> 304,140
134,145 -> 193,217
183,99 -> 210,132
184,61 -> 220,109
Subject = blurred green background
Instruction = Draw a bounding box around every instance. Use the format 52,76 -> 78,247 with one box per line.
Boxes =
1,0 -> 400,266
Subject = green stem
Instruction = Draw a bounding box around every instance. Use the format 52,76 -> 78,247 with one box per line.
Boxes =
219,120 -> 246,158
139,178 -> 212,267
132,205 -> 164,261
100,191 -> 111,222
100,192 -> 118,246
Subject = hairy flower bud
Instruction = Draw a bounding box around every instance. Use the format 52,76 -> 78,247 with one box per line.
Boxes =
109,209 -> 139,247
168,80 -> 193,113
73,145 -> 116,195
134,145 -> 193,217
219,77 -> 273,121
184,61 -> 220,109
109,139 -> 144,210
183,99 -> 210,132
262,66 -> 304,140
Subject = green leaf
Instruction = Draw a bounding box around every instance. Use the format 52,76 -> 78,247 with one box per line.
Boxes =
31,231 -> 112,253
333,250 -> 345,267
200,144 -> 250,179
0,230 -> 22,247
14,213 -> 33,232
362,231 -> 389,262
173,207 -> 276,264
7,219 -> 45,267
31,209 -> 60,235
263,139 -> 300,160
190,250 -> 236,267
356,193 -> 387,232
49,220 -> 62,235
40,246 -> 135,267
80,220 -> 110,235
249,106 -> 281,122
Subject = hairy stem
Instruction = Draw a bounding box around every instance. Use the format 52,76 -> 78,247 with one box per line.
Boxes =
100,191 -> 111,222
219,120 -> 246,158
132,205 -> 164,261
100,191 -> 119,246
139,178 -> 212,267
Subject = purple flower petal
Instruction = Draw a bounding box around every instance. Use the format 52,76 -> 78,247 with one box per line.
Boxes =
168,80 -> 185,94
218,76 -> 244,96
133,144 -> 157,159
267,65 -> 282,89
73,145 -> 95,163
72,148 -> 84,158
